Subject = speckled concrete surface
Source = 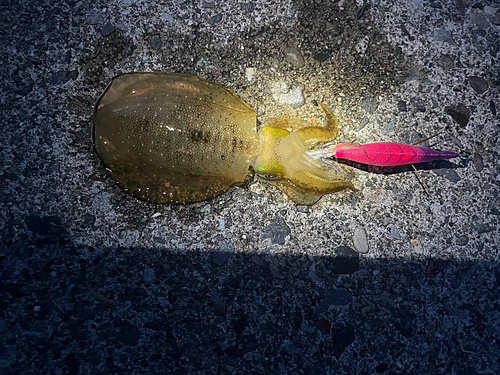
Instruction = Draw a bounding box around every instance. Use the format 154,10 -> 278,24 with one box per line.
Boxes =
1,0 -> 499,374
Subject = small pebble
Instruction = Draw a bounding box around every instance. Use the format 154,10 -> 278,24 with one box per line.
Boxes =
355,36 -> 370,55
25,215 -> 56,234
245,67 -> 256,83
415,103 -> 426,112
355,116 -> 369,131
357,2 -> 369,19
217,238 -> 235,253
150,35 -> 162,50
316,318 -> 331,334
445,104 -> 470,127
468,76 -> 489,94
100,22 -> 115,37
313,52 -> 329,62
469,12 -> 490,27
201,0 -> 215,8
359,96 -> 379,114
430,28 -> 455,44
208,14 -> 223,25
397,100 -> 407,112
332,327 -> 355,358
280,84 -> 305,109
143,268 -> 155,283
436,54 -> 455,70
353,227 -> 369,254
389,224 -> 401,240
284,46 -> 305,68
472,153 -> 484,172
484,6 -> 498,16
260,216 -> 290,245
375,363 -> 389,373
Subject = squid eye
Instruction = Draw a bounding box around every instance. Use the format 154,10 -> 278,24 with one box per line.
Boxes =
258,173 -> 282,181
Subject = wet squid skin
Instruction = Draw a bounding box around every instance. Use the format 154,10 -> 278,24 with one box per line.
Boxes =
93,72 -> 354,205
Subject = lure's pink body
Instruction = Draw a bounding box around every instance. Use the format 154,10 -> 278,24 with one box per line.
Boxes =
333,142 -> 459,167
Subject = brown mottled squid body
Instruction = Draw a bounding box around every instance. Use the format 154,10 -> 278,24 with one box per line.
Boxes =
93,72 -> 354,205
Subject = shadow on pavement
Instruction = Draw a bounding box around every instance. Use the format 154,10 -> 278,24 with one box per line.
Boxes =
1,225 -> 498,374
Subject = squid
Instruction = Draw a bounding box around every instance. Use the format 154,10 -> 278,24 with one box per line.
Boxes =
93,72 -> 458,205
